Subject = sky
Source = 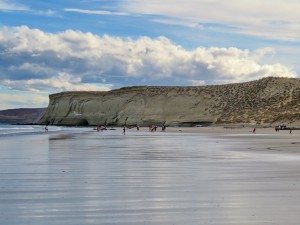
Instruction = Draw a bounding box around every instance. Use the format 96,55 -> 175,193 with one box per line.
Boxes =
0,0 -> 299,110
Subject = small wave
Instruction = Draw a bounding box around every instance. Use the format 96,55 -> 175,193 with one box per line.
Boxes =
0,125 -> 46,136
0,126 -> 35,130
0,125 -> 92,137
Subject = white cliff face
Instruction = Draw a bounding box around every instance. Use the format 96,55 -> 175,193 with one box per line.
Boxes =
39,77 -> 300,127
39,86 -> 220,126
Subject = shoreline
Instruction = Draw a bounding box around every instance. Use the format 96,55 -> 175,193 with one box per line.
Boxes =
2,125 -> 300,155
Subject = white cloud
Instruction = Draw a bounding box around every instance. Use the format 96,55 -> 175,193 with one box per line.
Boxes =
0,26 -> 296,93
120,0 -> 300,41
64,8 -> 129,16
150,18 -> 202,28
0,0 -> 28,11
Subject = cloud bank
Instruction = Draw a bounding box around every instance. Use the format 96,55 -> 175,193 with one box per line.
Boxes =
0,26 -> 296,94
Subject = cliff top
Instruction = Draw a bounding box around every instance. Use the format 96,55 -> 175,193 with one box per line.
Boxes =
49,77 -> 300,98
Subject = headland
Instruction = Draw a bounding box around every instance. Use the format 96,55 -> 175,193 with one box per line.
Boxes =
39,77 -> 300,128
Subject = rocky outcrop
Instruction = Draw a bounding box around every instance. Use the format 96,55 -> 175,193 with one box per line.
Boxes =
39,77 -> 300,127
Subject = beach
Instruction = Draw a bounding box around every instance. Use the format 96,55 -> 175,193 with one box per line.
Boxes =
1,126 -> 300,224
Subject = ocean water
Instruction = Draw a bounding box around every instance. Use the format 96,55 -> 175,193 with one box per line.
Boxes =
0,123 -> 40,135
0,123 -> 91,136
1,127 -> 300,224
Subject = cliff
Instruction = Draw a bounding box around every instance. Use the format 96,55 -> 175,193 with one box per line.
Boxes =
39,77 -> 300,127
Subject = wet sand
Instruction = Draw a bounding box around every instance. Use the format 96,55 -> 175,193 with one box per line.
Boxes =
1,127 -> 300,224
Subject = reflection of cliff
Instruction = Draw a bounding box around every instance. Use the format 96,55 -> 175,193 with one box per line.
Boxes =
39,77 -> 300,127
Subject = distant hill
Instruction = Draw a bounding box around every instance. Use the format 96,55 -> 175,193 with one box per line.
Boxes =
0,108 -> 47,124
39,77 -> 300,127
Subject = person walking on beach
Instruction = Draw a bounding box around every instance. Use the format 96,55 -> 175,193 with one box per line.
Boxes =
123,126 -> 126,135
252,127 -> 256,133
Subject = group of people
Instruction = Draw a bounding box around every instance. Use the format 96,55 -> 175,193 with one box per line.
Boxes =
122,125 -> 139,135
148,124 -> 167,132
149,125 -> 158,132
96,125 -> 107,132
252,126 -> 293,134
120,124 -> 167,135
275,126 -> 293,134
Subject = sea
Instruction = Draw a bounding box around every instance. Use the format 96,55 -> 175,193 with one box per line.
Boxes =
1,124 -> 300,224
0,123 -> 51,136
0,123 -> 92,137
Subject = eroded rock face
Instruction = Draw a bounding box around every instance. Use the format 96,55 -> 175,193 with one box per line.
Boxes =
39,77 -> 300,127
